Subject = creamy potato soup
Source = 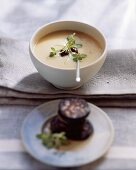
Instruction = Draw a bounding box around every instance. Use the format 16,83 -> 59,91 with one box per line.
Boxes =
34,31 -> 103,69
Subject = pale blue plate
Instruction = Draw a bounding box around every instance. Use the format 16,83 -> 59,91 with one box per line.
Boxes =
21,100 -> 114,167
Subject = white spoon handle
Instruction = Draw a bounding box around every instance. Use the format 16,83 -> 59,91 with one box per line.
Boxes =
76,60 -> 80,82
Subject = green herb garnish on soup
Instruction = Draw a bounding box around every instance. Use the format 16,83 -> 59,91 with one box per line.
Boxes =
49,33 -> 87,62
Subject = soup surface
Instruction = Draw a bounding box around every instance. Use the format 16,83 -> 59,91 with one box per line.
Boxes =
34,30 -> 103,69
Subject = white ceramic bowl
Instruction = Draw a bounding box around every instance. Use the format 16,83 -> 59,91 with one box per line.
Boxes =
29,21 -> 107,90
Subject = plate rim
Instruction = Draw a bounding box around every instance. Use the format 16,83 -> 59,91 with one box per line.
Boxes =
21,99 -> 114,167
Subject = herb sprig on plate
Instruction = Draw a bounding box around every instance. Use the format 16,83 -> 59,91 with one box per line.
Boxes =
37,132 -> 69,149
49,33 -> 87,62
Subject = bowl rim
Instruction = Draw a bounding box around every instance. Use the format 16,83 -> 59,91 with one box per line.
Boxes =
29,20 -> 107,71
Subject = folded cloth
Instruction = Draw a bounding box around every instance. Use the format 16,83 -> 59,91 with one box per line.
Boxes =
0,37 -> 136,106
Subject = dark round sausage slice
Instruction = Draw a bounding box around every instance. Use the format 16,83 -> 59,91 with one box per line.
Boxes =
50,115 -> 67,133
66,120 -> 94,140
50,116 -> 93,140
58,98 -> 90,123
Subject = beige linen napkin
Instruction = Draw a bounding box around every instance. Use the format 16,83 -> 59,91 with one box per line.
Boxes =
0,37 -> 136,106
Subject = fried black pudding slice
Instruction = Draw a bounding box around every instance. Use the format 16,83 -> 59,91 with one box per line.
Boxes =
66,120 -> 93,140
58,98 -> 90,123
50,115 -> 93,140
50,115 -> 68,133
